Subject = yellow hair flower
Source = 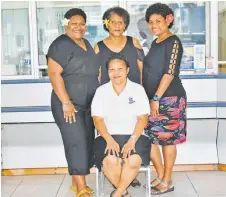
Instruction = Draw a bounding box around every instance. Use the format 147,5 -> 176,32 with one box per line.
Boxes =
103,18 -> 110,28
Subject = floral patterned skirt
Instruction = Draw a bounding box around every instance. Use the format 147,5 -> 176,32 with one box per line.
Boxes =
144,96 -> 187,146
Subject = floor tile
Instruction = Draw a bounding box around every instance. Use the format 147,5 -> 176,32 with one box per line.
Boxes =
11,183 -> 60,197
21,175 -> 65,185
187,171 -> 226,181
1,184 -> 21,196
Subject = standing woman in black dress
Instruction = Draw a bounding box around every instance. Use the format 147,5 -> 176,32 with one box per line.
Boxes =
94,7 -> 145,86
143,3 -> 187,195
47,8 -> 99,197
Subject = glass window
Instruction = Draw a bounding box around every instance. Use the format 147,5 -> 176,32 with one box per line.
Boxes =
218,2 -> 226,73
127,2 -> 207,73
1,1 -> 32,76
36,1 -> 119,66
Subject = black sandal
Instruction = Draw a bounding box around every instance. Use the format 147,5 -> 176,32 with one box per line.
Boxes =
130,178 -> 141,188
110,190 -> 116,197
110,190 -> 131,197
122,190 -> 131,197
151,181 -> 174,195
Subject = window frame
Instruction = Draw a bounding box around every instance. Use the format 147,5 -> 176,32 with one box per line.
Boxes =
1,1 -> 36,79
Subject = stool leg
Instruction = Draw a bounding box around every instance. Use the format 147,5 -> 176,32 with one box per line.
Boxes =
145,167 -> 151,197
96,168 -> 100,197
100,170 -> 105,196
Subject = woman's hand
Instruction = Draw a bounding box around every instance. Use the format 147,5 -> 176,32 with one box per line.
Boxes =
62,102 -> 78,124
105,139 -> 120,157
121,138 -> 136,159
150,100 -> 159,118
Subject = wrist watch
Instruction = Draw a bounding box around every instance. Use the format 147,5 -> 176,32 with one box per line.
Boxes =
153,94 -> 160,101
130,135 -> 137,140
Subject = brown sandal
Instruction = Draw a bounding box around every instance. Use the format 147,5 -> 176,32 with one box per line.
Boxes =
151,181 -> 174,195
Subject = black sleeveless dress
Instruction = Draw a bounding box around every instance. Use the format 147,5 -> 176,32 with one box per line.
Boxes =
97,36 -> 141,85
47,34 -> 99,175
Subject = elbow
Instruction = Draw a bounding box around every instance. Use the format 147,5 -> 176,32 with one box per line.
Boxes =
163,74 -> 174,81
48,71 -> 61,81
93,116 -> 103,128
138,114 -> 149,126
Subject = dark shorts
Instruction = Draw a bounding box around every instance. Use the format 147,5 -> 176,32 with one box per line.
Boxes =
144,96 -> 187,146
94,135 -> 151,171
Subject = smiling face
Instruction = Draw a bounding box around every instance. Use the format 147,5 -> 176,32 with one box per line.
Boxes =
108,59 -> 129,85
66,15 -> 86,40
148,14 -> 169,36
107,14 -> 126,37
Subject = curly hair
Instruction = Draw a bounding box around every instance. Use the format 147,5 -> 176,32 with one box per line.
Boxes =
106,54 -> 130,69
103,6 -> 130,32
145,3 -> 174,29
64,8 -> 87,23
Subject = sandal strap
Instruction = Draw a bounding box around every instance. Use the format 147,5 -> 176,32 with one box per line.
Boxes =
77,188 -> 90,197
86,187 -> 94,194
122,190 -> 129,197
70,185 -> 94,195
150,177 -> 162,187
70,185 -> 77,194
154,177 -> 162,184
159,181 -> 170,189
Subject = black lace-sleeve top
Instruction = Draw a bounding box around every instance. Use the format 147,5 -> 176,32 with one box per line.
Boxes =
142,35 -> 186,100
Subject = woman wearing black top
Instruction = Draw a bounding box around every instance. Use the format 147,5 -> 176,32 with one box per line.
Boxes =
47,8 -> 99,197
94,7 -> 145,188
143,3 -> 187,195
94,7 -> 145,86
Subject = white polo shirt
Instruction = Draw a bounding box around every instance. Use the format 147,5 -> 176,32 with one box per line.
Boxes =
91,79 -> 150,136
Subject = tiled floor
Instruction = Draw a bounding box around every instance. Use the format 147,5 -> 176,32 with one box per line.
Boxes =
2,171 -> 226,197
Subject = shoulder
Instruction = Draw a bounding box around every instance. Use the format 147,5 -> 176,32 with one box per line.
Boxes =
131,37 -> 142,49
151,38 -> 157,46
168,35 -> 182,46
128,80 -> 145,93
94,40 -> 105,53
53,34 -> 69,45
94,42 -> 100,54
49,34 -> 71,50
96,82 -> 110,94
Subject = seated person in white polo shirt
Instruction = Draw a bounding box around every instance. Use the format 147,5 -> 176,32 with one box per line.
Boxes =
91,54 -> 151,197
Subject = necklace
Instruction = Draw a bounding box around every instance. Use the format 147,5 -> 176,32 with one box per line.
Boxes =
74,39 -> 83,45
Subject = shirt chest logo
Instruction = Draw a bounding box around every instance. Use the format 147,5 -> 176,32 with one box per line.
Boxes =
128,97 -> 135,104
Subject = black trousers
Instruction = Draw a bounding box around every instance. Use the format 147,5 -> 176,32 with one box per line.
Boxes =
52,105 -> 94,175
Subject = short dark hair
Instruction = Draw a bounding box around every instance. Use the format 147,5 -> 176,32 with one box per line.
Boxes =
103,6 -> 130,32
145,3 -> 174,29
106,54 -> 130,69
64,8 -> 87,23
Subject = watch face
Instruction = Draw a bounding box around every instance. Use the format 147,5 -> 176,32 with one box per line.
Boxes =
153,95 -> 159,101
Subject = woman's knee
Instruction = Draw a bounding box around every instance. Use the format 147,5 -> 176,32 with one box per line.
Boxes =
125,155 -> 142,169
103,155 -> 120,167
